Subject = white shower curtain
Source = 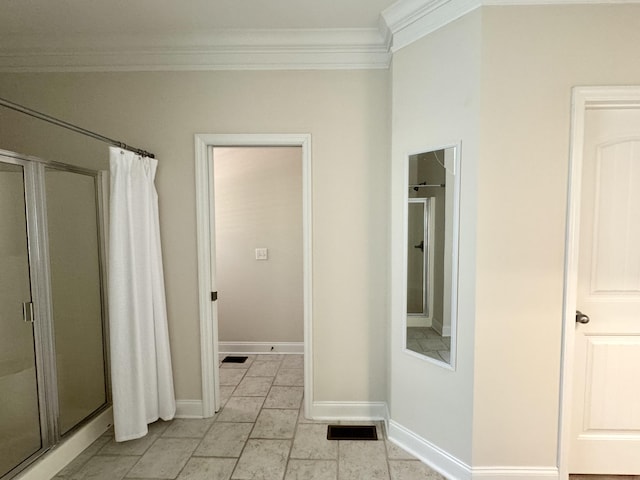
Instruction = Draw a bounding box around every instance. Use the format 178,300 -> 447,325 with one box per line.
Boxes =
108,146 -> 175,442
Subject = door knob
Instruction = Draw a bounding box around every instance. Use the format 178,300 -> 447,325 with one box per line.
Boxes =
575,310 -> 590,324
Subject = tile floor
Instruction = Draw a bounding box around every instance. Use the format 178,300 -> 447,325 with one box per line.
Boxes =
406,327 -> 451,363
53,354 -> 445,480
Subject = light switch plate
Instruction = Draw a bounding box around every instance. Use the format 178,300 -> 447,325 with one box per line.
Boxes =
255,248 -> 268,260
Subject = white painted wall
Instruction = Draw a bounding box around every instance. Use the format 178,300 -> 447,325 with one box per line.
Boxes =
0,69 -> 390,404
213,146 -> 303,343
473,4 -> 640,468
391,5 -> 640,473
389,10 -> 480,465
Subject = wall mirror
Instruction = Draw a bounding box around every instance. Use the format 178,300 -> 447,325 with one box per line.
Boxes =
405,144 -> 459,368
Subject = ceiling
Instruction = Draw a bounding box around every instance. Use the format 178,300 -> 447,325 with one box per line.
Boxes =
0,0 -> 398,36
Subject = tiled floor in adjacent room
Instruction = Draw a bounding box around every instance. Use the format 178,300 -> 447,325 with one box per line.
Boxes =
406,327 -> 451,363
53,354 -> 445,480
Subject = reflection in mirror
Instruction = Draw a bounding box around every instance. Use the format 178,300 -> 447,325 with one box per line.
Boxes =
406,146 -> 458,367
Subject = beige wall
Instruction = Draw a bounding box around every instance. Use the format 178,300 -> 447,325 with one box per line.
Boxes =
213,147 -> 303,343
473,4 -> 640,467
0,69 -> 390,403
390,10 -> 481,463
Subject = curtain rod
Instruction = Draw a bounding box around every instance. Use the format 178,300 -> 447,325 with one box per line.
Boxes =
0,96 -> 155,159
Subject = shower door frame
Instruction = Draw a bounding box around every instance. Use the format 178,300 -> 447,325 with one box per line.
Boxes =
0,149 -> 111,480
41,159 -> 112,438
407,197 -> 434,322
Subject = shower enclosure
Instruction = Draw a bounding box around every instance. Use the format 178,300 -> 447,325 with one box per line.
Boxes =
0,149 -> 109,480
407,198 -> 429,317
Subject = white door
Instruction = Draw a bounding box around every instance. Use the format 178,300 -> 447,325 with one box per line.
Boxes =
569,106 -> 640,474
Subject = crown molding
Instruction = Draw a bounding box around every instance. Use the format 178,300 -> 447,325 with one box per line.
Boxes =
2,1 -> 638,72
484,0 -> 640,4
380,0 -> 640,53
381,0 -> 481,52
0,28 -> 391,72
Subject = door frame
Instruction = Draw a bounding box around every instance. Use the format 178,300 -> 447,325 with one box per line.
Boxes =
194,133 -> 312,418
558,86 -> 640,479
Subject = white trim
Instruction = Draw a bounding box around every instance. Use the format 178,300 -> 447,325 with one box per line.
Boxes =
382,0 -> 452,34
0,28 -> 390,72
2,2 -> 640,72
219,342 -> 304,354
194,133 -> 313,424
175,400 -> 204,419
387,419 -> 472,480
431,316 -> 452,336
407,197 -> 430,318
484,0 -> 640,4
472,467 -> 559,480
407,315 -> 431,327
381,0 -> 482,52
15,408 -> 113,480
558,86 -> 640,480
381,0 -> 640,54
311,401 -> 388,421
388,419 -> 559,480
195,138 -> 219,418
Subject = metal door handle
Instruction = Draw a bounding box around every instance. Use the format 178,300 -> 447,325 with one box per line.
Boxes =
575,310 -> 590,324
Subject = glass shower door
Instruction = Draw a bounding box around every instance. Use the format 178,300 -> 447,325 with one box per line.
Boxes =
0,160 -> 43,477
407,200 -> 426,315
45,167 -> 108,435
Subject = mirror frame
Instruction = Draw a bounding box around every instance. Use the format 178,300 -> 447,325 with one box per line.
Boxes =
402,142 -> 461,370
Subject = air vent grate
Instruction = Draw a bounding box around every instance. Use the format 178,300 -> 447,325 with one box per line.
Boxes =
326,425 -> 378,441
221,356 -> 248,364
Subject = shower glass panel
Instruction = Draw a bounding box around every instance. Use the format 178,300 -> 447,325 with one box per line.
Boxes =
45,168 -> 107,435
407,201 -> 426,315
0,162 -> 42,477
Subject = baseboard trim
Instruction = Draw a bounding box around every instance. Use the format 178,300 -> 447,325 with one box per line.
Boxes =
471,467 -> 559,480
218,342 -> 304,354
310,401 -> 388,421
175,400 -> 204,419
431,317 -> 451,337
407,315 -> 432,328
388,419 -> 472,480
16,408 -> 113,480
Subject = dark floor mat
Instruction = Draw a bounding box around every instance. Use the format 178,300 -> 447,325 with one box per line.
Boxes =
327,424 -> 378,441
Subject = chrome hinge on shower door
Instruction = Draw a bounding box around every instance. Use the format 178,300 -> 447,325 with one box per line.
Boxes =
22,302 -> 34,323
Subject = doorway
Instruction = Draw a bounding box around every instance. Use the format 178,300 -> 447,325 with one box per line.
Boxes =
212,146 -> 303,353
560,86 -> 640,477
194,134 -> 313,419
